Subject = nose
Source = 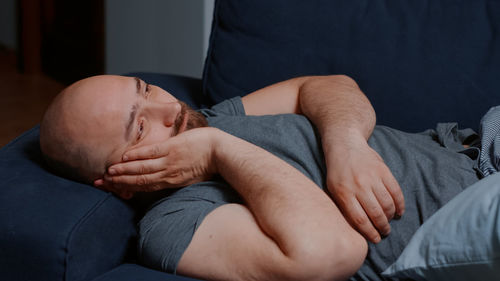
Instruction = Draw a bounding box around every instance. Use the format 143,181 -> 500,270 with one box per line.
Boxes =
149,101 -> 182,127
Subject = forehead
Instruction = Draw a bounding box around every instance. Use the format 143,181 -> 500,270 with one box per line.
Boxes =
84,75 -> 138,128
102,76 -> 140,164
75,75 -> 139,166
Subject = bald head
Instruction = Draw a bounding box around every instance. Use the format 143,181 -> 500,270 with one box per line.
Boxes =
40,75 -> 132,183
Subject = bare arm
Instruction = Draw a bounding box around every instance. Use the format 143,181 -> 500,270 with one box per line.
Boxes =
177,128 -> 367,281
242,75 -> 405,243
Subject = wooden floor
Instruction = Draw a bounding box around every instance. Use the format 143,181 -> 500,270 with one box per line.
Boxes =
0,49 -> 64,148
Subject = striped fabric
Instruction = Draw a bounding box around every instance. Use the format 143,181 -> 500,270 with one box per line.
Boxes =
478,106 -> 500,177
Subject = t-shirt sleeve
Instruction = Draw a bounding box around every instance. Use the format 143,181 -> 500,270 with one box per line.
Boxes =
137,181 -> 241,273
198,96 -> 246,117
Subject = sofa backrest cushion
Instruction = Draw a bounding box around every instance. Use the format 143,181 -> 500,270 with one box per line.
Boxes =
203,0 -> 500,132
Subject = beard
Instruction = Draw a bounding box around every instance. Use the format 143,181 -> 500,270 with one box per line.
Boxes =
174,101 -> 208,134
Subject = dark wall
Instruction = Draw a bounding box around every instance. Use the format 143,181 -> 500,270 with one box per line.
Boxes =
18,0 -> 104,85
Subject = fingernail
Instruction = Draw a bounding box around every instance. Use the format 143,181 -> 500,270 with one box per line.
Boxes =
109,168 -> 116,175
373,236 -> 381,243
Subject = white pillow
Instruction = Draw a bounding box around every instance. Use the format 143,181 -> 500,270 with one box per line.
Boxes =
382,173 -> 500,280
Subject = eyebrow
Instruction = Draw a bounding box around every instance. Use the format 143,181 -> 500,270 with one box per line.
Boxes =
124,77 -> 143,141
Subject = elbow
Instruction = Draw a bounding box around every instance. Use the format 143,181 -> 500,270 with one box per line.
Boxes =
328,74 -> 360,90
328,233 -> 368,280
285,231 -> 368,281
300,74 -> 360,90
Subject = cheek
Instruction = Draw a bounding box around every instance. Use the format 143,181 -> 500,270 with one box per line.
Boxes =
141,123 -> 173,146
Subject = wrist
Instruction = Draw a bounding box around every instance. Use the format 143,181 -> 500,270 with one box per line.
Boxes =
322,127 -> 367,148
206,127 -> 234,176
322,129 -> 369,165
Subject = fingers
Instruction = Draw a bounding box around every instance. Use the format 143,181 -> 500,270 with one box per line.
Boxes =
332,175 -> 401,243
93,178 -> 135,200
122,142 -> 168,161
383,174 -> 405,217
338,194 -> 382,243
108,158 -> 166,176
357,190 -> 391,237
104,171 -> 171,193
372,182 -> 396,220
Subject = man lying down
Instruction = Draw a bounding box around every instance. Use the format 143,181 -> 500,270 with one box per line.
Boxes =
39,74 -> 494,281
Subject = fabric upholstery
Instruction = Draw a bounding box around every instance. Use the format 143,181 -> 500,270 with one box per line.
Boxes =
0,126 -> 136,281
203,0 -> 500,132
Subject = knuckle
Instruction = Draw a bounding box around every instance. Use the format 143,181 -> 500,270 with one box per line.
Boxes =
331,183 -> 352,197
367,205 -> 380,215
352,215 -> 369,227
371,211 -> 386,223
139,163 -> 148,174
381,201 -> 395,214
136,175 -> 148,186
150,146 -> 161,157
353,176 -> 369,188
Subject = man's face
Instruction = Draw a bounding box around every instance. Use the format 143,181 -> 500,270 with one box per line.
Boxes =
63,75 -> 205,176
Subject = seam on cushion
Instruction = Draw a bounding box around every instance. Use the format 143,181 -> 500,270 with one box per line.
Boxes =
201,0 -> 221,101
62,193 -> 115,281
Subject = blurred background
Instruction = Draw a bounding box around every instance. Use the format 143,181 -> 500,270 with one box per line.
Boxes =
0,0 -> 214,147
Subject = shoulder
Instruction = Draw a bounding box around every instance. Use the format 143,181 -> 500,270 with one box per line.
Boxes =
199,97 -> 246,118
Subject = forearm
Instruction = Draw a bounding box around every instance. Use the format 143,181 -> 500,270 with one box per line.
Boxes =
299,75 -> 376,151
299,76 -> 405,242
211,129 -> 366,278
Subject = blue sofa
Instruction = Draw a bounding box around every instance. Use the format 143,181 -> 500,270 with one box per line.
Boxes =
1,1 -> 499,280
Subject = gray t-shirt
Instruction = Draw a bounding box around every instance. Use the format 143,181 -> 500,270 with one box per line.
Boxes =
138,97 -> 480,280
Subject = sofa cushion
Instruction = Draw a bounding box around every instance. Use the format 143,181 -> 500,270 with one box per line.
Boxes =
0,127 -> 137,281
203,0 -> 500,132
